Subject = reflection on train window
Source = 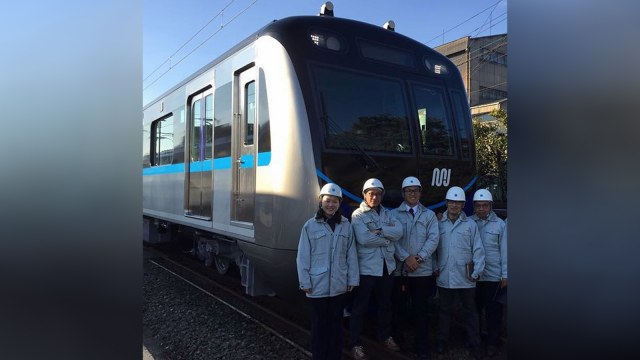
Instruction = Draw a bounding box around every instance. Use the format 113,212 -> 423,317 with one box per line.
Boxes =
214,82 -> 232,158
451,91 -> 471,159
258,69 -> 271,153
190,94 -> 213,161
205,94 -> 213,158
244,81 -> 255,146
413,85 -> 454,156
151,114 -> 174,166
314,66 -> 411,153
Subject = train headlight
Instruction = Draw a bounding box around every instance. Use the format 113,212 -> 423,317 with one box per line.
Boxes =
310,32 -> 341,51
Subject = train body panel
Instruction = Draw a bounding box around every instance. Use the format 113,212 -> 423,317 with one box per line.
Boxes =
143,14 -> 476,297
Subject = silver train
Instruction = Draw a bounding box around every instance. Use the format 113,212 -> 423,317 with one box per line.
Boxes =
143,5 -> 477,299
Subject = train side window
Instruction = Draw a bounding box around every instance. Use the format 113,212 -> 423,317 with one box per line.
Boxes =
451,91 -> 471,159
412,85 -> 454,157
151,114 -> 174,166
143,124 -> 151,168
258,69 -> 271,154
214,82 -> 232,159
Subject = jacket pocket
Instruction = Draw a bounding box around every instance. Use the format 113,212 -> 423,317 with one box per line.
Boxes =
454,229 -> 472,250
310,230 -> 328,255
484,229 -> 501,247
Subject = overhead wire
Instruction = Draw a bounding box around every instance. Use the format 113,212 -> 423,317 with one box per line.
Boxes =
143,0 -> 237,83
424,0 -> 504,46
144,0 -> 260,93
471,12 -> 507,38
471,1 -> 504,38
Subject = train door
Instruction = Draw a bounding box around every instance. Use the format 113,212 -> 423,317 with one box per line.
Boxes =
231,67 -> 256,226
185,91 -> 213,220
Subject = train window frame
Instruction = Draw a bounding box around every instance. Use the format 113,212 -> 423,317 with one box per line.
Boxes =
310,64 -> 413,155
150,113 -> 174,166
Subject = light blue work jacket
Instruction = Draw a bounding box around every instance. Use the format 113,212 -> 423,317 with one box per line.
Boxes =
470,211 -> 507,282
351,202 -> 402,276
436,211 -> 485,289
391,202 -> 439,276
296,215 -> 359,298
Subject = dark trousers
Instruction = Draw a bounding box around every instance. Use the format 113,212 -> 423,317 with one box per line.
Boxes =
309,293 -> 346,360
392,275 -> 435,354
349,270 -> 395,347
437,287 -> 481,348
476,281 -> 504,347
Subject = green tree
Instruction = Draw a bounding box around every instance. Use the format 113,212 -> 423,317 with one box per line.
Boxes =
473,109 -> 507,204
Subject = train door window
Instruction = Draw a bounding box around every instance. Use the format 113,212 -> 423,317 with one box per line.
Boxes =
451,91 -> 472,159
412,85 -> 454,157
214,82 -> 232,159
244,81 -> 255,145
313,66 -> 411,153
190,95 -> 213,162
191,99 -> 202,161
151,114 -> 174,166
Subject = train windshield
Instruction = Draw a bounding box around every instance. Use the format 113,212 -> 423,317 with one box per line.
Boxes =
314,65 -> 457,157
314,66 -> 412,154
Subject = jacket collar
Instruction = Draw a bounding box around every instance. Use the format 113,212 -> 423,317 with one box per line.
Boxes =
359,201 -> 384,213
399,201 -> 425,213
470,211 -> 498,222
441,210 -> 468,223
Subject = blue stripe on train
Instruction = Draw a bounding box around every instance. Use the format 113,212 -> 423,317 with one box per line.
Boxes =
142,152 -> 272,176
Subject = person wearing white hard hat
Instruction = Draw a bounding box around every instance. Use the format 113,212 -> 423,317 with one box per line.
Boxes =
348,178 -> 403,359
470,189 -> 507,357
434,186 -> 485,360
296,183 -> 359,360
390,176 -> 439,360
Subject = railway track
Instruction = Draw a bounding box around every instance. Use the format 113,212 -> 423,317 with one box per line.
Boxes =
144,244 -> 504,359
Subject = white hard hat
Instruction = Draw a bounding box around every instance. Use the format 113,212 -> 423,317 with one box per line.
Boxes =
402,176 -> 421,189
362,178 -> 384,194
320,183 -> 342,200
445,186 -> 466,201
473,189 -> 493,202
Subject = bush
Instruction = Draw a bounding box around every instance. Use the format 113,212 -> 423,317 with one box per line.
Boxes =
473,109 -> 507,204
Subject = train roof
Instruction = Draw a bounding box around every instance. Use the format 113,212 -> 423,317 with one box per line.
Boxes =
144,15 -> 452,109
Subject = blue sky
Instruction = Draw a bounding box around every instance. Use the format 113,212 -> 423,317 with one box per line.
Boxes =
143,0 -> 507,104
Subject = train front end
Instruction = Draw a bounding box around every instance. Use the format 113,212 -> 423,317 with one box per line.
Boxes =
249,15 -> 476,298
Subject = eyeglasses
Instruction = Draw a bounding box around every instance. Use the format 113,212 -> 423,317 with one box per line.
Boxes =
403,189 -> 421,194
